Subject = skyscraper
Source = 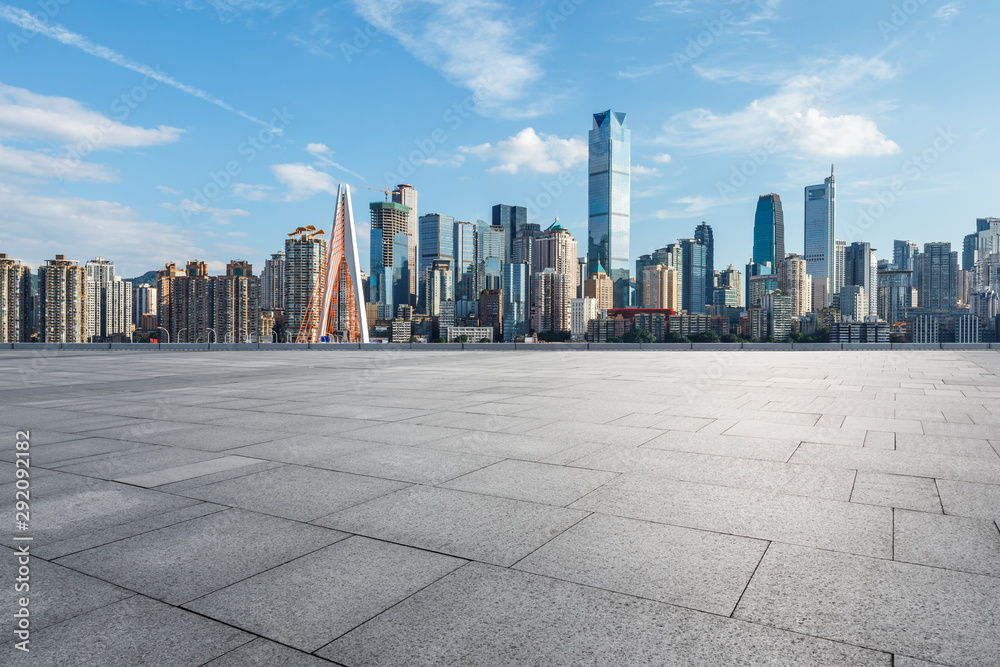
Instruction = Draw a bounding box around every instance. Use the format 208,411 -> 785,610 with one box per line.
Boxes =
877,268 -> 915,325
214,260 -> 259,343
584,263 -> 614,313
38,255 -> 86,343
454,220 -> 476,318
492,204 -> 526,261
680,238 -> 708,315
843,242 -> 879,318
372,201 -> 412,319
391,184 -> 418,306
502,262 -> 528,341
963,233 -> 979,272
694,222 -> 714,312
0,253 -> 31,343
588,109 -> 630,307
132,283 -> 157,330
834,239 -> 846,297
804,166 -> 836,307
475,219 -> 506,296
417,212 -> 454,313
777,254 -> 813,317
919,242 -> 959,313
642,264 -> 678,311
261,252 -> 285,310
752,194 -> 785,267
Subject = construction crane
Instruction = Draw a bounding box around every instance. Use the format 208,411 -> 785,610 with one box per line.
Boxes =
354,184 -> 393,201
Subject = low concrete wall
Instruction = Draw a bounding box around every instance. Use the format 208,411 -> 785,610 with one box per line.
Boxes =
259,343 -> 309,350
11,343 -> 59,350
463,343 -> 515,350
891,343 -> 939,350
842,343 -> 892,351
209,343 -> 260,351
410,343 -> 464,350
589,343 -> 641,350
159,343 -> 209,351
515,343 -> 589,351
692,343 -> 744,351
639,343 -> 692,350
791,343 -> 843,351
308,343 -> 361,350
940,343 -> 991,350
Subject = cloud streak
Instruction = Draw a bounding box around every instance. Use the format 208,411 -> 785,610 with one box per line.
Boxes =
0,4 -> 271,127
460,128 -> 586,175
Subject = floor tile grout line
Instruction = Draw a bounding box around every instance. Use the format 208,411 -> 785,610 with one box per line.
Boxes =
729,541 -> 771,619
507,511 -> 595,571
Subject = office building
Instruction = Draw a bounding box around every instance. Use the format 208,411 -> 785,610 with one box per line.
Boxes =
588,109 -> 630,307
372,202 -> 413,319
492,204 -> 526,261
571,297 -> 598,339
963,233 -> 979,272
391,184 -> 418,305
642,264 -> 678,311
454,220 -> 476,318
877,269 -> 916,325
425,258 -> 454,322
745,260 -> 772,309
843,242 -> 879,318
804,166 -> 836,307
478,289 -> 502,341
714,265 -> 741,309
839,285 -> 869,322
777,254 -> 813,317
38,255 -> 86,343
0,253 -> 31,342
475,219 -> 506,295
446,326 -> 493,343
694,222 -> 714,310
834,239 -> 846,298
752,194 -> 784,267
284,230 -> 326,342
919,242 -> 959,313
747,273 -> 778,309
680,238 -> 708,314
761,291 -> 793,340
502,262 -> 528,342
261,252 -> 285,310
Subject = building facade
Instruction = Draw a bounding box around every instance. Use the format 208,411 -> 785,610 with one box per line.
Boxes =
261,252 -> 285,310
391,184 -> 418,306
588,109 -> 630,307
0,253 -> 31,342
38,255 -> 86,343
777,254 -> 813,317
752,194 -> 785,268
502,262 -> 528,342
804,167 -> 836,307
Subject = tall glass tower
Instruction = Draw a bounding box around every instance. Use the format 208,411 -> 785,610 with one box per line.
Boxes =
588,110 -> 630,308
804,166 -> 836,307
694,222 -> 714,311
752,194 -> 784,267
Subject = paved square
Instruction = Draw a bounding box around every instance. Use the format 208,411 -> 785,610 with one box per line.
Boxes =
2,349 -> 999,666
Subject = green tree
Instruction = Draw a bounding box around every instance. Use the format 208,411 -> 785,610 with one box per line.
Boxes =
456,334 -> 469,343
689,331 -> 720,343
480,337 -> 491,343
664,331 -> 692,344
720,333 -> 742,343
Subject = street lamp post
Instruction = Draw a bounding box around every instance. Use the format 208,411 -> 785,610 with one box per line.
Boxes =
157,327 -> 170,344
206,328 -> 216,344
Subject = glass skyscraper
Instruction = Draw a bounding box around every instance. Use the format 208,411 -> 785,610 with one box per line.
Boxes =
680,239 -> 708,315
492,204 -> 526,261
804,167 -> 836,307
694,222 -> 714,312
588,109 -> 630,308
417,213 -> 454,311
752,194 -> 784,267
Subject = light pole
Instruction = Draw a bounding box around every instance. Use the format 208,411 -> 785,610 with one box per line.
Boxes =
206,328 -> 216,344
157,327 -> 170,344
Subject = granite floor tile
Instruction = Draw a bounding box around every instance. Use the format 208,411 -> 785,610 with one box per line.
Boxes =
117,455 -> 265,487
524,420 -> 662,447
21,595 -> 252,667
57,508 -> 348,604
314,443 -> 500,484
316,485 -> 587,566
201,638 -> 338,666
733,542 -> 1000,667
180,464 -> 409,521
422,429 -> 575,461
850,472 -> 942,513
895,433 -> 999,459
936,479 -> 1000,519
185,536 -> 464,652
224,434 -> 378,465
320,562 -> 889,667
514,513 -> 768,615
345,421 -> 465,446
441,459 -> 618,506
52,446 -> 225,480
641,430 -> 800,462
894,509 -> 1000,577
571,474 -> 891,558
791,442 -> 1000,485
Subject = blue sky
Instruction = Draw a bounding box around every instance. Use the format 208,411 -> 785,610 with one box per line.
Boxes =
0,0 -> 995,278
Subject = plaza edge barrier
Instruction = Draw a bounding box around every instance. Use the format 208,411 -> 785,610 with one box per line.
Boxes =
1,342 -> 999,351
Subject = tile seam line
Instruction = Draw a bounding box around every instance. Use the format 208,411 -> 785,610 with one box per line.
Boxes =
729,540 -> 771,618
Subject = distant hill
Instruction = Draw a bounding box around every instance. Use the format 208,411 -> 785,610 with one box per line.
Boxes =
125,270 -> 158,285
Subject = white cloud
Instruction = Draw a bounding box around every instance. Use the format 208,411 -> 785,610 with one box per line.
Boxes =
305,142 -> 332,156
232,183 -> 275,201
272,163 -> 339,200
661,57 -> 901,159
0,82 -> 183,148
632,165 -> 660,179
0,187 -> 202,276
0,143 -> 115,182
351,0 -> 542,114
0,5 -> 270,127
653,152 -> 673,164
655,195 -> 725,220
160,199 -> 250,224
156,185 -> 182,194
934,2 -> 962,20
459,128 -> 586,175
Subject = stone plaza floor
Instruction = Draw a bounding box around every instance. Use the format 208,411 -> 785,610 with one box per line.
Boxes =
2,349 -> 999,666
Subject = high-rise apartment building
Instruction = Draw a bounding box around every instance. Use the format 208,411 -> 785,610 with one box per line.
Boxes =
834,239 -> 846,297
877,268 -> 915,325
478,289 -> 502,341
571,297 -> 598,340
371,202 -> 412,319
169,260 -> 213,343
714,265 -> 742,309
475,219 -> 506,296
752,194 -> 784,267
84,257 -> 131,341
416,212 -> 453,313
454,220 -> 476,318
642,264 -> 678,311
584,264 -> 614,313
588,109 -> 630,307
532,268 -> 573,334
285,231 -> 326,341
156,262 -> 184,338
777,254 -> 813,317
132,283 -> 157,330
214,260 -> 259,343
425,258 -> 454,322
391,184 -> 418,305
839,285 -> 869,321
492,204 -> 526,261
0,253 -> 31,342
261,252 -> 285,310
502,262 -> 528,342
38,255 -> 86,343
843,242 -> 879,318
804,166 -> 836,307
963,233 -> 979,272
744,260 -> 772,309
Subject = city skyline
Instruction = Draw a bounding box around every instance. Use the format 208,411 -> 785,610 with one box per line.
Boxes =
0,1 -> 995,279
